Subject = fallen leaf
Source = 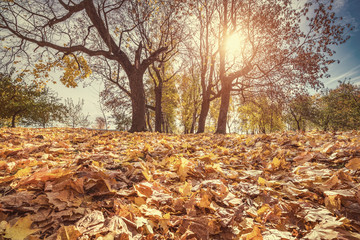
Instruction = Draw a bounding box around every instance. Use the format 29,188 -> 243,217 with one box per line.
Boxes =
56,225 -> 81,240
345,158 -> 360,170
244,225 -> 263,240
4,215 -> 39,240
14,166 -> 32,178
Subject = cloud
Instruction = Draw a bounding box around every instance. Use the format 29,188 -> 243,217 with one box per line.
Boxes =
327,65 -> 360,85
333,0 -> 347,13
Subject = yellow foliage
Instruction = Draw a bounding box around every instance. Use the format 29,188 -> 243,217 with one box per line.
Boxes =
32,55 -> 91,88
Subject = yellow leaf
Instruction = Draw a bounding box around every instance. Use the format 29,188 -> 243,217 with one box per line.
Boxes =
257,204 -> 270,216
162,213 -> 171,220
325,194 -> 341,211
271,157 -> 285,169
179,181 -> 192,197
5,215 -> 39,240
14,166 -> 32,178
257,177 -> 267,186
177,157 -> 191,181
198,190 -> 211,209
91,161 -> 103,168
56,225 -> 81,240
143,143 -> 153,153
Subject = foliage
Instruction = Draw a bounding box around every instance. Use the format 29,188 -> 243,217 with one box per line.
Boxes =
177,70 -> 201,133
23,88 -> 66,128
284,94 -> 315,131
0,128 -> 360,239
32,55 -> 92,88
62,98 -> 90,128
0,71 -> 42,127
112,109 -> 132,131
285,82 -> 360,132
318,81 -> 360,131
238,96 -> 284,134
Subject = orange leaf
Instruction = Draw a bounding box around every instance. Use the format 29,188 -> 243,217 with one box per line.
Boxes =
245,226 -> 263,240
345,158 -> 360,170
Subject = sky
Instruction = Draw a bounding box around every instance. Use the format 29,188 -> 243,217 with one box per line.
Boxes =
324,0 -> 360,87
48,0 -> 360,126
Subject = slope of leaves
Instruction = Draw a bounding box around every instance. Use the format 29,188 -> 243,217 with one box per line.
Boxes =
0,128 -> 359,240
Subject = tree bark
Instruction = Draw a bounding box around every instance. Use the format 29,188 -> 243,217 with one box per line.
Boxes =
216,83 -> 231,134
154,85 -> 163,132
197,96 -> 210,133
129,73 -> 147,132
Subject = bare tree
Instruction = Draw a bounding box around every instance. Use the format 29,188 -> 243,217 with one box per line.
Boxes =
95,116 -> 106,129
63,98 -> 90,128
0,0 -> 185,132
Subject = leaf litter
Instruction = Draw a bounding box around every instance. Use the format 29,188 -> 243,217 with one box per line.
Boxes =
0,128 -> 359,239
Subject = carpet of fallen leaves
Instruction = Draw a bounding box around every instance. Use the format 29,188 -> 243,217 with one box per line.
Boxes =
0,128 -> 360,240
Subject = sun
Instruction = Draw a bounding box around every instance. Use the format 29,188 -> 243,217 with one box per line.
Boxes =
225,33 -> 243,54
225,31 -> 252,63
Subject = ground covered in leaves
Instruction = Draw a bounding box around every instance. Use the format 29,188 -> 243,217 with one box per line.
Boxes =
0,128 -> 360,240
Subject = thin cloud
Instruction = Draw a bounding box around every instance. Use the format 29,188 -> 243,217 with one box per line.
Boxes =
327,65 -> 360,85
333,0 -> 347,13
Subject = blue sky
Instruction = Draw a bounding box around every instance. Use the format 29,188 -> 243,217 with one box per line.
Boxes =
324,0 -> 360,87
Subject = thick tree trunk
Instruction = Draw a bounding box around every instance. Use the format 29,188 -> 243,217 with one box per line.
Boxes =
154,85 -> 163,132
197,97 -> 210,133
129,73 -> 147,132
216,84 -> 231,134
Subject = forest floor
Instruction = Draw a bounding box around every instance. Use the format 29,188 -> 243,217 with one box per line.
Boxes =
0,128 -> 359,240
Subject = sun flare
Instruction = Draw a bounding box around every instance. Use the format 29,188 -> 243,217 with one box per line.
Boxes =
225,33 -> 244,55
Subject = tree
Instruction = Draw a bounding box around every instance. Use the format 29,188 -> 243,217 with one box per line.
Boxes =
285,94 -> 314,131
0,71 -> 40,127
178,67 -> 201,134
100,83 -> 132,131
95,117 -> 106,130
0,0 -> 186,132
24,87 -> 66,128
238,96 -> 284,134
63,98 -> 90,128
192,0 -> 220,133
187,0 -> 351,134
148,61 -> 181,133
311,81 -> 360,131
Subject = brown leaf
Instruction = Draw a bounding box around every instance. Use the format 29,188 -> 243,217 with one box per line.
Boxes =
346,158 -> 360,170
293,152 -> 314,163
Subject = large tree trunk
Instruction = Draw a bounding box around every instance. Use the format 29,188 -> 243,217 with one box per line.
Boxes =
129,73 -> 147,132
197,97 -> 210,133
154,85 -> 163,132
216,84 -> 231,134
